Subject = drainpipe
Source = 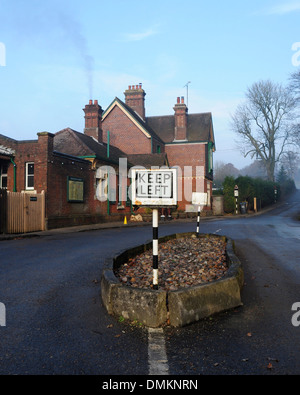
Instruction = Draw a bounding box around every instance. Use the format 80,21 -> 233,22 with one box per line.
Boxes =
10,157 -> 16,192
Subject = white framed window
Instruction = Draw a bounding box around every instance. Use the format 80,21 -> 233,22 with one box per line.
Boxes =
26,162 -> 34,190
0,162 -> 8,189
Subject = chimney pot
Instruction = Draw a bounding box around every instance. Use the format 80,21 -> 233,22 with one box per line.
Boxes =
177,97 -> 180,104
94,100 -> 98,105
181,97 -> 184,104
89,100 -> 93,105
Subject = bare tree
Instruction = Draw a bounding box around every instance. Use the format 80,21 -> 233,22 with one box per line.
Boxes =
289,68 -> 300,103
213,161 -> 239,188
279,151 -> 299,180
289,68 -> 300,146
231,80 -> 297,181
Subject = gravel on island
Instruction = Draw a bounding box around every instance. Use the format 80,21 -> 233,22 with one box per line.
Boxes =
114,235 -> 228,291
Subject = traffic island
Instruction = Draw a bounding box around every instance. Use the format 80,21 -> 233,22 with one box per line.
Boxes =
101,232 -> 244,328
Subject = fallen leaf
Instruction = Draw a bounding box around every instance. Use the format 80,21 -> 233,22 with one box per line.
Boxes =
247,332 -> 252,337
267,362 -> 273,370
267,357 -> 279,363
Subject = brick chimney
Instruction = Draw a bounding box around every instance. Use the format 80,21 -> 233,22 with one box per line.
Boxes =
173,96 -> 188,141
83,100 -> 103,143
124,84 -> 146,120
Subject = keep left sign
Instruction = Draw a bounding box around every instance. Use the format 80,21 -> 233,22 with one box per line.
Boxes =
131,168 -> 177,207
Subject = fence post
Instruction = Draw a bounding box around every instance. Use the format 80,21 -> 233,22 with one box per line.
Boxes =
41,190 -> 46,230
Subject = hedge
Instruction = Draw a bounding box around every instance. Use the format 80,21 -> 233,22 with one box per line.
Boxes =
222,176 -> 296,213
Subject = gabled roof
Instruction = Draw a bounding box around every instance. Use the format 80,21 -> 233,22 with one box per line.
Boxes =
54,128 -> 128,165
146,112 -> 215,146
102,97 -> 165,144
102,97 -> 215,148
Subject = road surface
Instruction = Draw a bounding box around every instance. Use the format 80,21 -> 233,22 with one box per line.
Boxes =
0,191 -> 300,375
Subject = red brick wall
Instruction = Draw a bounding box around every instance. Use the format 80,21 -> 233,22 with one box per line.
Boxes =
102,106 -> 152,154
165,143 -> 208,211
0,132 -> 53,193
0,132 -> 131,229
46,156 -> 131,228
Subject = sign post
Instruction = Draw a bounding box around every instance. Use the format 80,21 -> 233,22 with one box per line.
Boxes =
152,208 -> 159,290
131,168 -> 177,290
234,185 -> 239,215
192,192 -> 208,234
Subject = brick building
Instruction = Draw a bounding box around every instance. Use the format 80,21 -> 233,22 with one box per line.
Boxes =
0,83 -> 215,231
101,84 -> 215,211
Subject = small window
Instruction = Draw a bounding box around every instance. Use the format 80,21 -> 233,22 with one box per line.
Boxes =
26,162 -> 34,190
0,163 -> 8,189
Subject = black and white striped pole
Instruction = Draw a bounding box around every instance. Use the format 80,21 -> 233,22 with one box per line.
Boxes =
234,185 -> 239,215
152,208 -> 159,290
196,205 -> 201,234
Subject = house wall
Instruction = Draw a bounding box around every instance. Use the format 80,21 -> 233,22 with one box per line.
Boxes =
102,106 -> 152,155
165,143 -> 210,211
46,155 -> 131,229
0,132 -> 131,230
0,132 -> 52,194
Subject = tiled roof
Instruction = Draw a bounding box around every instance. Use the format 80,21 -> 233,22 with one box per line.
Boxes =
54,128 -> 128,165
127,153 -> 169,168
102,96 -> 214,146
0,144 -> 15,156
146,112 -> 214,144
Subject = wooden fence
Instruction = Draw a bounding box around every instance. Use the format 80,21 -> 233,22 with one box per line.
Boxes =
0,189 -> 7,233
0,190 -> 45,234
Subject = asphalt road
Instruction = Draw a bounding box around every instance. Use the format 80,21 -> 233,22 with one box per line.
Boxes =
0,191 -> 300,376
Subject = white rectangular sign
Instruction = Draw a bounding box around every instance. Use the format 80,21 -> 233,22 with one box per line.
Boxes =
192,192 -> 208,206
131,168 -> 177,207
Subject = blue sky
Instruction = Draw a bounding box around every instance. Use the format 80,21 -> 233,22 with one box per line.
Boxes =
0,0 -> 299,168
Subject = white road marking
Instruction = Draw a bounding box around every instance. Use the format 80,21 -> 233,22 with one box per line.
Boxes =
148,328 -> 169,375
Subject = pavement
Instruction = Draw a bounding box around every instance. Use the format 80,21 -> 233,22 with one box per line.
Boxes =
0,216 -> 196,241
0,202 -> 282,242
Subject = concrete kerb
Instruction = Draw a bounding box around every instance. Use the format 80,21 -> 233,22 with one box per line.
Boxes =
100,232 -> 244,328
